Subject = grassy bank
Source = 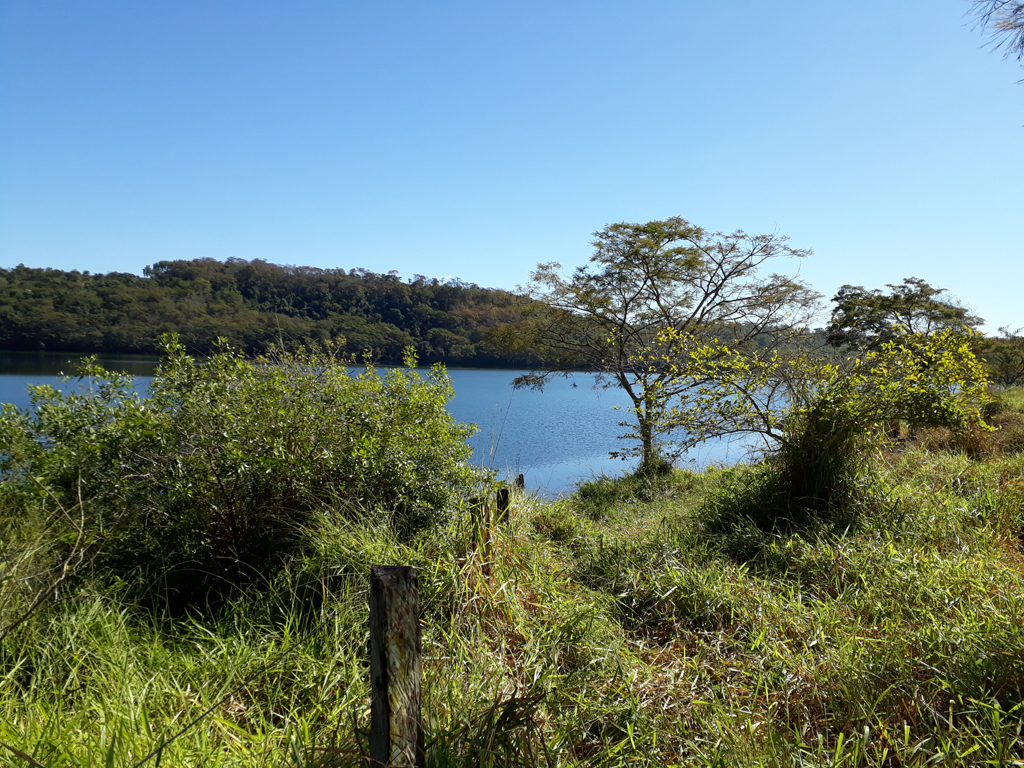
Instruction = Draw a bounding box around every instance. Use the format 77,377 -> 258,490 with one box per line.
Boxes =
2,393 -> 1024,766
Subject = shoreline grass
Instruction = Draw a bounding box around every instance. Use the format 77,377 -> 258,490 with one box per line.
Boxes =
2,393 -> 1024,766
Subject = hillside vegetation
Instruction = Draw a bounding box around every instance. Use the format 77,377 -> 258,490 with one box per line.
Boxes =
1,341 -> 1024,765
0,259 -> 541,366
2,258 -> 1019,389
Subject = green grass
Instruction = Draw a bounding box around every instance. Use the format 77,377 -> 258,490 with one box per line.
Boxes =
995,386 -> 1024,413
3,391 -> 1024,766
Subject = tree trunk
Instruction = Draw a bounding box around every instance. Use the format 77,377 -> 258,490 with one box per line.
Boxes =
625,381 -> 661,475
638,395 -> 658,474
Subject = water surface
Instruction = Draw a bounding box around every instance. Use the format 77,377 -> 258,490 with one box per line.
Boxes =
1,352 -> 749,495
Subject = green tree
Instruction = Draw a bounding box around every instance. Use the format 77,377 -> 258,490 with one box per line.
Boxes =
825,277 -> 983,351
982,326 -> 1024,387
497,217 -> 820,471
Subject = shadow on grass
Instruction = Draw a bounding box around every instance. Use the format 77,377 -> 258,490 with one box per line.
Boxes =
696,458 -> 869,568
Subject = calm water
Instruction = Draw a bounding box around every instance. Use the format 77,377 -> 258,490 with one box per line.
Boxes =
0,351 -> 748,495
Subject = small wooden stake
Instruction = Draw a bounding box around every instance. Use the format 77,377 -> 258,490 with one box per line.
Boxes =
369,565 -> 424,768
495,488 -> 511,523
515,473 -> 525,490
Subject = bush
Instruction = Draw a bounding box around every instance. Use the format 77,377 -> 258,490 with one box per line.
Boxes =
0,337 -> 478,609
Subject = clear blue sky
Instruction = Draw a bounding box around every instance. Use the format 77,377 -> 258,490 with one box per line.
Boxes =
1,1 -> 1021,332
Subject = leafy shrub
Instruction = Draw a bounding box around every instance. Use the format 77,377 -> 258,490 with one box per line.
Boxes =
0,336 -> 478,609
779,329 -> 991,513
652,327 -> 991,524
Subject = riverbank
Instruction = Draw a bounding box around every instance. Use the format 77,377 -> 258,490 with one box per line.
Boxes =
2,389 -> 1023,766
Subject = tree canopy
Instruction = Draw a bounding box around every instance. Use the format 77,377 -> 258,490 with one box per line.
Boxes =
497,217 -> 820,469
656,327 -> 991,452
825,277 -> 983,352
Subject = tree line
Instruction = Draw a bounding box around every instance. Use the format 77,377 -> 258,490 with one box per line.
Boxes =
2,249 -> 1019,390
0,258 -> 545,367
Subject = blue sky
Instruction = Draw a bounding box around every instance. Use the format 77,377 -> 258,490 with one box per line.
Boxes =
1,1 -> 1021,332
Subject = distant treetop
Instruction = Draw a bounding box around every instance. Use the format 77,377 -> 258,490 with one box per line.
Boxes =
825,277 -> 984,351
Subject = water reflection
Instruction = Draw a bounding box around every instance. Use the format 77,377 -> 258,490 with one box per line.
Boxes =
0,350 -> 159,377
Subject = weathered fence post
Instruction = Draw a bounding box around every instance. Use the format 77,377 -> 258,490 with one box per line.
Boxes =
369,565 -> 425,768
515,473 -> 525,491
495,487 -> 511,523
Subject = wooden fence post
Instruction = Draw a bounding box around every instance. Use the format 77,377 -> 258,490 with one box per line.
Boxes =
369,565 -> 425,768
515,473 -> 525,491
495,487 -> 511,523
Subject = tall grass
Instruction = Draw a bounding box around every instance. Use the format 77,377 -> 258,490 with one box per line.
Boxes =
2,391 -> 1024,766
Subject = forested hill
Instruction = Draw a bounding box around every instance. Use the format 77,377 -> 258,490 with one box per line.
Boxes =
0,258 -> 544,367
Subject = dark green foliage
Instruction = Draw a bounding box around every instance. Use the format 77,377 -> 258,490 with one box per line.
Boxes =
0,259 -> 541,367
772,400 -> 865,515
0,337 -> 478,610
825,277 -> 983,351
982,326 -> 1024,387
696,458 -> 866,568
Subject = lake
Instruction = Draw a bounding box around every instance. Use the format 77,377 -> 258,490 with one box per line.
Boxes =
0,350 -> 750,495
